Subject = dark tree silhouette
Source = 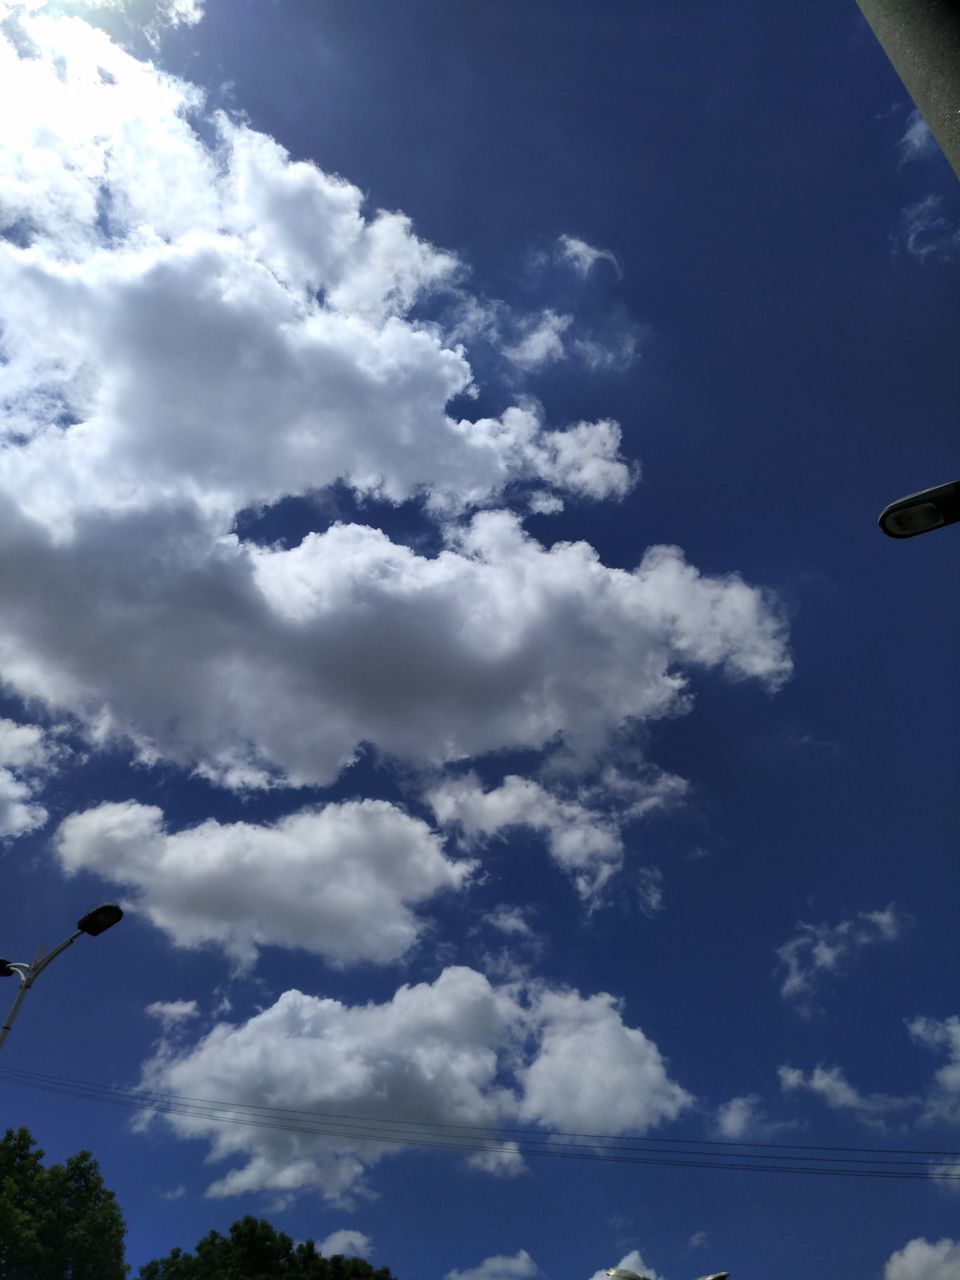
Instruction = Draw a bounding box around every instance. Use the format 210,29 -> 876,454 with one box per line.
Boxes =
137,1215 -> 397,1280
0,1126 -> 127,1280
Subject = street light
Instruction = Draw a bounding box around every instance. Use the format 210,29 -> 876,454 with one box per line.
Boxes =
606,1271 -> 728,1280
878,479 -> 960,538
0,904 -> 123,1054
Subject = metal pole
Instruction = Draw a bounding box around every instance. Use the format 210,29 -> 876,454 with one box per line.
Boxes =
0,933 -> 81,1055
856,0 -> 960,180
0,945 -> 43,1055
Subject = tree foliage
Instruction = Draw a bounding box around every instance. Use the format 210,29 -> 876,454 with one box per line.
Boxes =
0,1126 -> 128,1280
137,1216 -> 396,1280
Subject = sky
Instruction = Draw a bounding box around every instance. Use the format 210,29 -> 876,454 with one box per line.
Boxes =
0,1 -> 958,1278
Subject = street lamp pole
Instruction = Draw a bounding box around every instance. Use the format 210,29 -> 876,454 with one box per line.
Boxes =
0,904 -> 124,1055
607,1270 -> 728,1280
855,0 -> 960,180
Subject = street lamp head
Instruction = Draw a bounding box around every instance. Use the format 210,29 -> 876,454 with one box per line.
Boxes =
606,1271 -> 650,1280
77,904 -> 124,937
695,1274 -> 730,1280
0,959 -> 15,978
878,479 -> 960,538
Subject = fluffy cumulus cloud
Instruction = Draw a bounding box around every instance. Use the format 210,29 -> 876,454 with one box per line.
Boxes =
447,1250 -> 538,1280
55,799 -> 472,967
138,966 -> 692,1203
0,716 -> 60,836
517,986 -> 692,1132
318,1230 -> 372,1259
884,1238 -> 960,1280
775,905 -> 908,1014
0,7 -> 790,793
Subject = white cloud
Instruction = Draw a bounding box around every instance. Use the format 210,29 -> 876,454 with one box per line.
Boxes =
589,1250 -> 662,1280
159,1183 -> 187,1200
518,987 -> 692,1133
713,1093 -> 765,1139
570,330 -> 640,373
428,766 -> 687,901
632,866 -> 664,917
0,502 -> 789,791
484,906 -> 537,939
464,1142 -> 527,1178
712,1091 -> 796,1142
145,998 -> 199,1030
908,1015 -> 960,1127
318,1230 -> 372,1259
501,310 -> 571,371
884,1238 -> 960,1280
427,772 -> 622,899
0,717 -> 58,836
778,1063 -> 912,1122
527,491 -> 564,515
0,10 -> 790,793
558,235 -> 622,280
895,195 -> 960,261
55,799 -> 472,967
156,0 -> 204,27
775,905 -> 908,1014
447,1250 -> 538,1280
1,0 -> 204,27
138,966 -> 692,1204
0,17 -> 630,523
899,109 -> 938,164
687,1231 -> 708,1250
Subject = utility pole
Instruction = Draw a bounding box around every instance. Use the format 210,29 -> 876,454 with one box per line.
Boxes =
856,0 -> 960,179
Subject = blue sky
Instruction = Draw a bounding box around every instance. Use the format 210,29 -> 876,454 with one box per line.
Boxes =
0,2 -> 958,1278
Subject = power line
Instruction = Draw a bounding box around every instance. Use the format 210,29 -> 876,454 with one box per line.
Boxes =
3,1064 -> 958,1158
2,1064 -> 957,1183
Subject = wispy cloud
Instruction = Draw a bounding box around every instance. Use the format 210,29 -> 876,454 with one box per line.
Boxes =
895,195 -> 960,262
558,234 -> 622,280
908,1015 -> 960,1128
145,999 -> 199,1032
776,905 -> 909,1015
501,309 -> 572,371
778,1063 -> 914,1126
898,109 -> 938,166
712,1093 -> 795,1141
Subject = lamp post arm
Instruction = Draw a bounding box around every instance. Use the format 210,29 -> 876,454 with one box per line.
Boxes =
31,931 -> 82,980
0,933 -> 82,1056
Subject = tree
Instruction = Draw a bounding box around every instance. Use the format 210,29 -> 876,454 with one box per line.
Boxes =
0,1126 -> 128,1280
137,1216 -> 397,1280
